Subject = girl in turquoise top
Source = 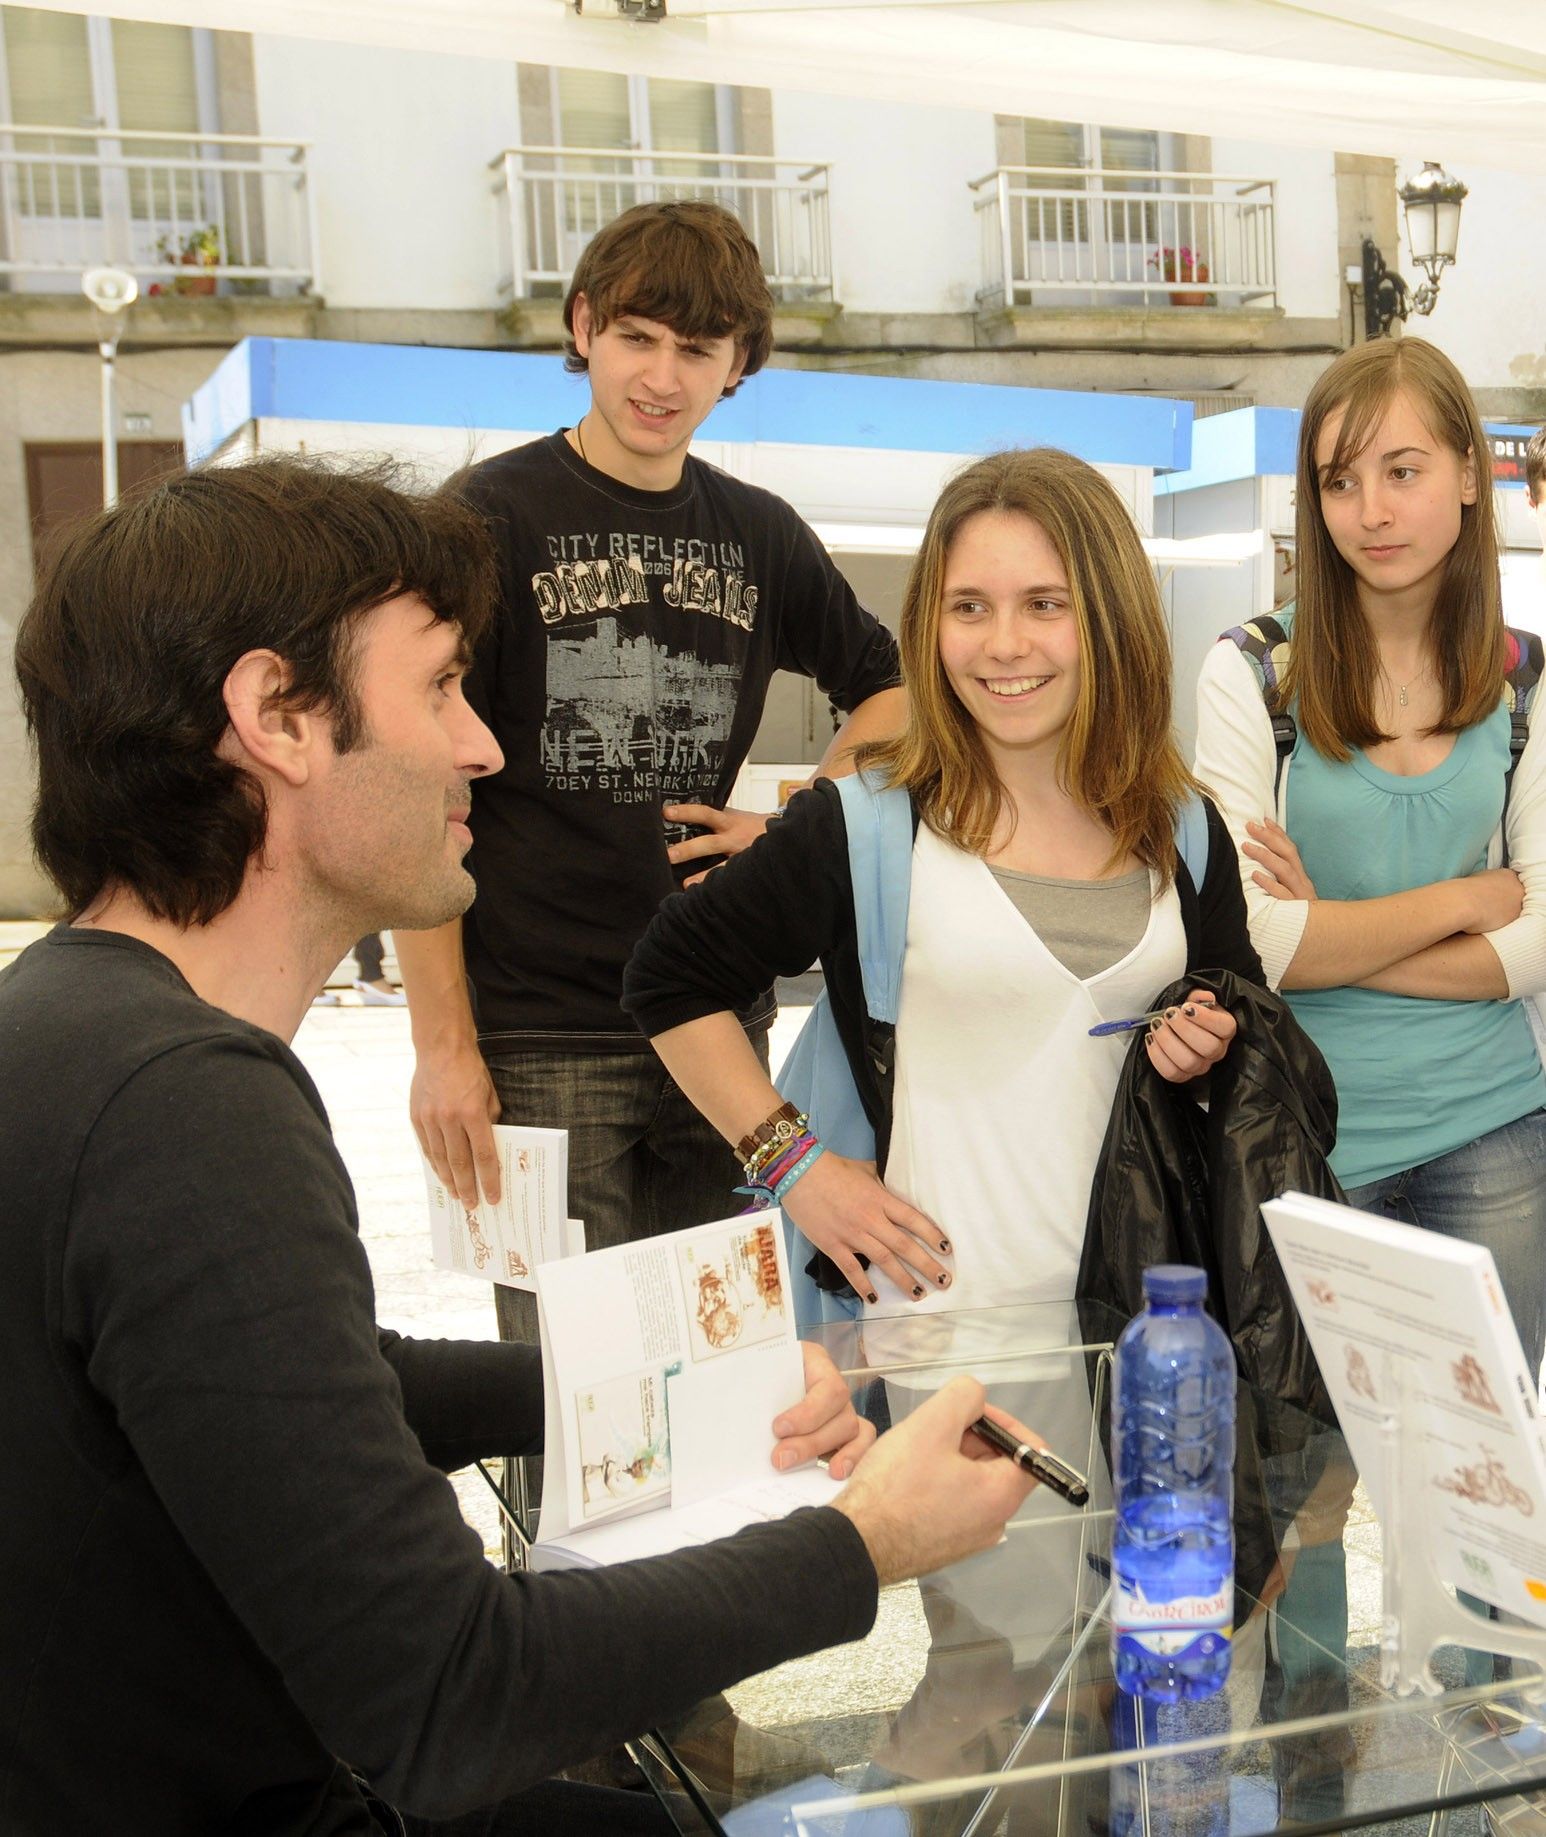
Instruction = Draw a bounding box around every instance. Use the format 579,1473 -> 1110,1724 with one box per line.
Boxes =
1194,337 -> 1546,1373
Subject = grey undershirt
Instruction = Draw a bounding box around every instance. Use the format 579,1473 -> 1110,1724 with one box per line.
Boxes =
989,865 -> 1152,978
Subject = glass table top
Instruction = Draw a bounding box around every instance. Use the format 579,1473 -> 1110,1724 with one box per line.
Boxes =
495,1298 -> 1546,1835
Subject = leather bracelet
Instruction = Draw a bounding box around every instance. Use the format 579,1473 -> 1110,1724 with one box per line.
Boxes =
742,1114 -> 810,1183
735,1099 -> 803,1166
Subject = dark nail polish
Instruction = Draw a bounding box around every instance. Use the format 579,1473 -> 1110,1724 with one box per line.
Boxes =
1183,1004 -> 1195,1017
939,1238 -> 952,1254
912,1284 -> 925,1299
867,1292 -> 878,1305
1164,1007 -> 1178,1019
937,1272 -> 951,1288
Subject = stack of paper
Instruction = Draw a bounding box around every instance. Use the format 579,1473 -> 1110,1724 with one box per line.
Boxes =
422,1124 -> 583,1290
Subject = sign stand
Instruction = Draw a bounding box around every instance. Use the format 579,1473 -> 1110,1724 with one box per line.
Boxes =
1379,1363 -> 1546,1698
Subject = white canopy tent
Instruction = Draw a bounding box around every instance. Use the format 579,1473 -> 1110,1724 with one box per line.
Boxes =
16,0 -> 1546,170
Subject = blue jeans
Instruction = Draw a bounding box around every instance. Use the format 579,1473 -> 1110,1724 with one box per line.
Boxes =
485,1028 -> 771,1346
1342,1107 -> 1546,1374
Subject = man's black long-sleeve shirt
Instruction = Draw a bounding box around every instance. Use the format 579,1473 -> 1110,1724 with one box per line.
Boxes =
0,928 -> 876,1834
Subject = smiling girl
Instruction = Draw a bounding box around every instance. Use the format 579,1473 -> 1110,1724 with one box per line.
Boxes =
623,448 -> 1261,1316
1193,337 -> 1546,1366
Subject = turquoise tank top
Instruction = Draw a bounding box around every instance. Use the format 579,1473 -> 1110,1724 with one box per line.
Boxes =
1283,698 -> 1545,1187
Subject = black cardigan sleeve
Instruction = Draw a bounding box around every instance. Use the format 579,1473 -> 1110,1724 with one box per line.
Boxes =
1187,796 -> 1266,985
624,778 -> 858,1037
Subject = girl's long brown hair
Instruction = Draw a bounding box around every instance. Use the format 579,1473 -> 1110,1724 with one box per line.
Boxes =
1288,337 -> 1504,760
859,447 -> 1200,886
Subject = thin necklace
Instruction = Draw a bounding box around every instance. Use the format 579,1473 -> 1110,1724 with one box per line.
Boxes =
574,420 -> 588,466
1384,662 -> 1427,708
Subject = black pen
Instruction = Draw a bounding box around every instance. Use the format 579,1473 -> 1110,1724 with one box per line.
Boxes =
970,1416 -> 1090,1507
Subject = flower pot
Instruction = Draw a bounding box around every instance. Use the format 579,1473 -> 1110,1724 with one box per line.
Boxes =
1169,289 -> 1211,307
174,272 -> 218,297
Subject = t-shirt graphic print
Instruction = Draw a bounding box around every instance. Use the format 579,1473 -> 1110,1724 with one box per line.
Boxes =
534,531 -> 759,826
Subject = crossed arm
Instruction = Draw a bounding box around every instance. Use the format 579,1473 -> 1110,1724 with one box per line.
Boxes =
1192,641 -> 1544,1003
1242,818 -> 1515,998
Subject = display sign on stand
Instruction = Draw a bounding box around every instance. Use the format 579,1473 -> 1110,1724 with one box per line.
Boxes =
1265,1192 -> 1546,1696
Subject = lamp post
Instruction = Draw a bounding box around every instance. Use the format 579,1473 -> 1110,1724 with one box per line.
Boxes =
80,266 -> 138,509
1362,161 -> 1468,340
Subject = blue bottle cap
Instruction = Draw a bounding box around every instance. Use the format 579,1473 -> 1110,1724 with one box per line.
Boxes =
1141,1264 -> 1207,1305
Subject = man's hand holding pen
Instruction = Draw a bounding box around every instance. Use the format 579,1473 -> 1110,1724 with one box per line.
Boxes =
829,1376 -> 1046,1586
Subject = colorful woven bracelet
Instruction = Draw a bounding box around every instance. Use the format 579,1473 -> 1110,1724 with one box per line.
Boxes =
735,1128 -> 823,1211
769,1140 -> 825,1203
755,1136 -> 810,1187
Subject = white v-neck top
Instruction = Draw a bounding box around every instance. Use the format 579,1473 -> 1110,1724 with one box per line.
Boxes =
879,821 -> 1187,1316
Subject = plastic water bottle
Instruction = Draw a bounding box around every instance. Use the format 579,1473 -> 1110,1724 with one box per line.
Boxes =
1111,1264 -> 1235,1702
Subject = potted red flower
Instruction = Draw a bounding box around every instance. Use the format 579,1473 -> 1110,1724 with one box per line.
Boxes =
1149,245 -> 1211,306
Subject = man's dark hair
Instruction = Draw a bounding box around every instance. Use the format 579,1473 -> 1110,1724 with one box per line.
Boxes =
562,200 -> 774,395
1527,427 -> 1546,506
16,455 -> 495,927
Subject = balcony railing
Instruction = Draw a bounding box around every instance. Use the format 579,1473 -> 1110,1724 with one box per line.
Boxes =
970,167 -> 1277,310
0,125 -> 319,296
491,147 -> 832,303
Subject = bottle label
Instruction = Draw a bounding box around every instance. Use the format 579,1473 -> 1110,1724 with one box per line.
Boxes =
1114,1625 -> 1232,1663
1112,1573 -> 1231,1659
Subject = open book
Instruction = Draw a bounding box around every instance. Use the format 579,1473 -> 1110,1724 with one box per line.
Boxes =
532,1208 -> 845,1569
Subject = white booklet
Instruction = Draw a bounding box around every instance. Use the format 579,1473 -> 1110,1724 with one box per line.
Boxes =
422,1124 -> 583,1290
1263,1191 -> 1546,1624
531,1208 -> 845,1569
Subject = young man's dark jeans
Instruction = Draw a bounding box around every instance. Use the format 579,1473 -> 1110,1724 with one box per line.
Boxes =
486,1029 -> 772,1347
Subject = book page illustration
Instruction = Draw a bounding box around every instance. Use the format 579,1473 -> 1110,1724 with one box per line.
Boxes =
576,1366 -> 677,1521
1264,1191 -> 1546,1627
676,1220 -> 787,1362
1433,1445 -> 1534,1516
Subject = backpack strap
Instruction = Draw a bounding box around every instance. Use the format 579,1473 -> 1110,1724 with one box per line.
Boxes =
840,775 -> 1212,981
1174,793 -> 1209,892
1222,612 -> 1297,802
1504,625 -> 1543,792
1501,626 -> 1544,865
834,770 -> 913,1027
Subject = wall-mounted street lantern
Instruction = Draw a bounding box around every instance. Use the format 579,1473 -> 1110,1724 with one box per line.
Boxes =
1362,161 -> 1468,340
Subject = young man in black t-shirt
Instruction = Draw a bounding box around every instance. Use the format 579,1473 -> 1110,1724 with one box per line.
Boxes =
399,201 -> 905,1342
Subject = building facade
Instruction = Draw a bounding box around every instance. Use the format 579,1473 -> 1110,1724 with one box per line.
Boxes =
2,6 -> 1543,911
